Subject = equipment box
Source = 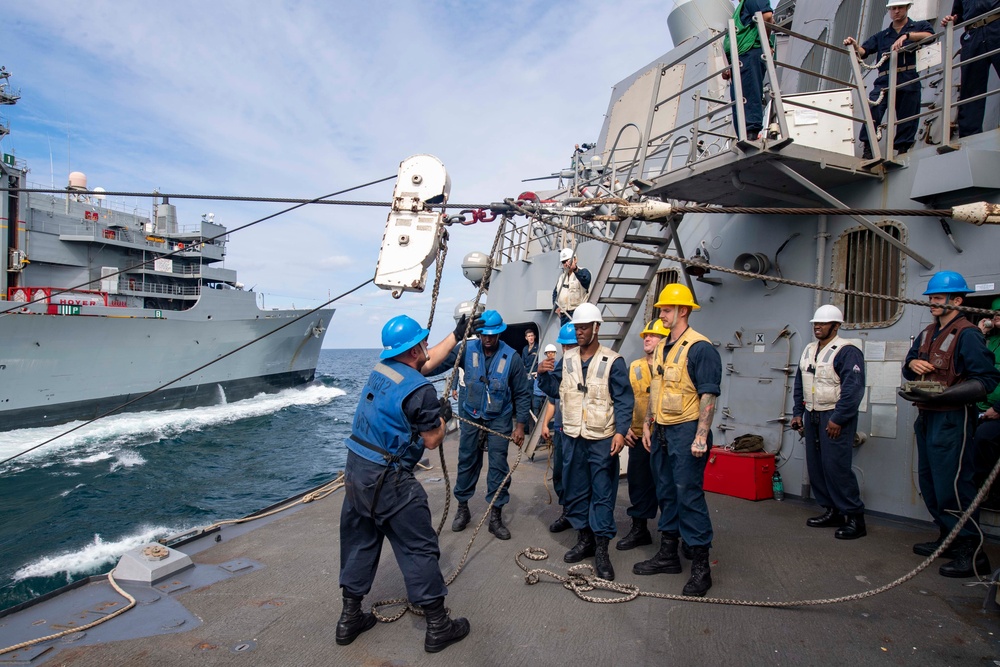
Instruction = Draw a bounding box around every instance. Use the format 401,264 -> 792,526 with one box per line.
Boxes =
703,447 -> 774,501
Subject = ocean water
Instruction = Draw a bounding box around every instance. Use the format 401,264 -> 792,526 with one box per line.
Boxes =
0,348 -> 400,611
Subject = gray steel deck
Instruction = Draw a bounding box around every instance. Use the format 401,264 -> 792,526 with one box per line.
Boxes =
4,433 -> 997,666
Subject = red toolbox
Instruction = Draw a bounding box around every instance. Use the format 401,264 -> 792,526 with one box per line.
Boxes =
703,447 -> 775,501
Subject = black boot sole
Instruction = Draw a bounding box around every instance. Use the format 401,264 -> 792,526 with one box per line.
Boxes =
682,581 -> 712,597
939,556 -> 992,578
834,528 -> 867,540
632,562 -> 682,575
912,542 -> 958,559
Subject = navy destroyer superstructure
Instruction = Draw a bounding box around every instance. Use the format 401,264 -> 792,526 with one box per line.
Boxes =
0,72 -> 333,430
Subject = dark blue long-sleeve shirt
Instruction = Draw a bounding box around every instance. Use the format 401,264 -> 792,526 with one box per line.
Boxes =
537,354 -> 635,438
792,344 -> 866,425
427,343 -> 532,426
902,318 -> 1000,398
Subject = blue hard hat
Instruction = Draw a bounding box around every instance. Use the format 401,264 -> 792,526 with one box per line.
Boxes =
380,315 -> 429,360
923,270 -> 971,296
556,322 -> 577,345
477,309 -> 507,335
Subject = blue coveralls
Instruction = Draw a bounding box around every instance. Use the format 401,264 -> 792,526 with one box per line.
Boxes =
626,363 -> 657,521
792,344 -> 867,515
903,319 -> 1000,537
951,0 -> 1000,137
551,398 -> 565,505
339,359 -> 446,606
858,17 -> 935,151
728,0 -> 774,138
649,340 -> 722,548
430,340 -> 531,507
537,355 -> 634,539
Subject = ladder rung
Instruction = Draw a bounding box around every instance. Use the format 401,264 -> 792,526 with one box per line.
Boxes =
623,234 -> 668,246
605,277 -> 648,285
602,316 -> 633,323
615,256 -> 659,266
600,297 -> 643,305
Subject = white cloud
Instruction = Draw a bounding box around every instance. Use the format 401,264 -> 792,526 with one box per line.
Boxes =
2,0 -> 676,347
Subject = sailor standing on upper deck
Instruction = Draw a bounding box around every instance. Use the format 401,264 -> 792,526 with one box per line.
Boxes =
790,305 -> 867,540
899,271 -> 1000,578
537,303 -> 634,581
722,0 -> 774,141
553,247 -> 592,325
843,1 -> 934,159
337,314 -> 470,653
942,0 -> 1000,138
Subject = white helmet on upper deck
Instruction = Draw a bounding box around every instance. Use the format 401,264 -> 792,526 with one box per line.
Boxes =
559,247 -> 575,262
810,304 -> 845,323
885,1 -> 912,7
571,302 -> 603,324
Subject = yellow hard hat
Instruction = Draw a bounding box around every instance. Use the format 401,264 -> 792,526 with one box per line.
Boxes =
654,283 -> 700,310
640,319 -> 670,338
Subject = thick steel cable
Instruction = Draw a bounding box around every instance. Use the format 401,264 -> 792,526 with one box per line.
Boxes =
0,279 -> 373,467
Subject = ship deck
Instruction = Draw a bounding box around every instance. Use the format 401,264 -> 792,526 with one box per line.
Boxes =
2,431 -> 998,666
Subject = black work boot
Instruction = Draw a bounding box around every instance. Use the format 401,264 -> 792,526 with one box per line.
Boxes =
834,513 -> 867,540
632,532 -> 682,575
594,536 -> 615,580
488,506 -> 511,540
421,598 -> 470,653
806,507 -> 846,528
548,511 -> 571,533
680,537 -> 693,560
939,537 -> 992,578
335,595 -> 376,646
682,545 -> 713,597
615,518 -> 653,551
564,528 -> 596,563
451,501 -> 471,532
913,528 -> 959,559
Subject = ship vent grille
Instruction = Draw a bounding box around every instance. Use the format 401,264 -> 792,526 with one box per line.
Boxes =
832,220 -> 907,329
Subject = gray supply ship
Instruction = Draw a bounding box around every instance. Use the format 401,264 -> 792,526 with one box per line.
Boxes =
3,0 -> 1000,664
0,69 -> 333,431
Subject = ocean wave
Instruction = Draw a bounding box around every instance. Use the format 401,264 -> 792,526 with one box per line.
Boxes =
0,384 -> 347,467
12,526 -> 179,581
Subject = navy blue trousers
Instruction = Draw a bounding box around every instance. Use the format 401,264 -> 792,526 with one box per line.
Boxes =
339,451 -> 447,606
561,433 -> 620,539
625,436 -> 658,519
915,408 -> 980,538
649,421 -> 713,547
730,46 -> 767,137
957,23 -> 1000,137
803,410 -> 864,514
552,428 -> 565,506
859,78 -> 920,149
456,412 -> 513,506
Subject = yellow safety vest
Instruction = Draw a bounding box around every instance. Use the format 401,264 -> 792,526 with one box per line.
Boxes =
560,345 -> 622,440
629,358 -> 653,437
650,327 -> 711,426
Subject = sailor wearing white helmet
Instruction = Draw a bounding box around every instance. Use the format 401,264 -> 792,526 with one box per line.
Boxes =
537,302 -> 634,581
790,305 -> 867,540
552,247 -> 592,325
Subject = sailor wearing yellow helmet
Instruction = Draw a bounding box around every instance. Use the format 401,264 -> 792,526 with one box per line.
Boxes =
635,283 -> 721,597
615,319 -> 670,552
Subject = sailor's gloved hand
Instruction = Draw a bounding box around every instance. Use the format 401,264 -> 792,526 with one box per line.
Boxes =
438,396 -> 454,423
898,380 -> 986,406
453,315 -> 470,340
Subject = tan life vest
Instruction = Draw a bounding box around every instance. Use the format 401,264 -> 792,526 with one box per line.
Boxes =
650,327 -> 711,426
629,358 -> 653,437
560,345 -> 622,440
556,271 -> 588,311
799,335 -> 861,412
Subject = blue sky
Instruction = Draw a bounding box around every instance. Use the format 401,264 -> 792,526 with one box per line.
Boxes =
2,1 -> 679,347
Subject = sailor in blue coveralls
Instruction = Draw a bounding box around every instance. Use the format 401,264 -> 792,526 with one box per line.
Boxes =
427,309 -> 531,540
943,0 -> 1000,137
336,314 -> 473,653
637,284 -> 722,597
790,305 -> 868,540
537,303 -> 634,581
722,0 -> 774,140
542,323 -> 580,534
900,271 -> 999,578
844,1 -> 934,158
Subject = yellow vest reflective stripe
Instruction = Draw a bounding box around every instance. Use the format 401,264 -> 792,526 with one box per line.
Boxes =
560,345 -> 622,439
650,327 -> 711,425
799,335 -> 861,412
629,358 -> 652,436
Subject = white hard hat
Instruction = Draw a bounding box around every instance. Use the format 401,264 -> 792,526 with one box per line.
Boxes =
559,247 -> 575,262
810,304 -> 845,323
885,1 -> 912,7
572,302 -> 603,324
544,343 -> 557,353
